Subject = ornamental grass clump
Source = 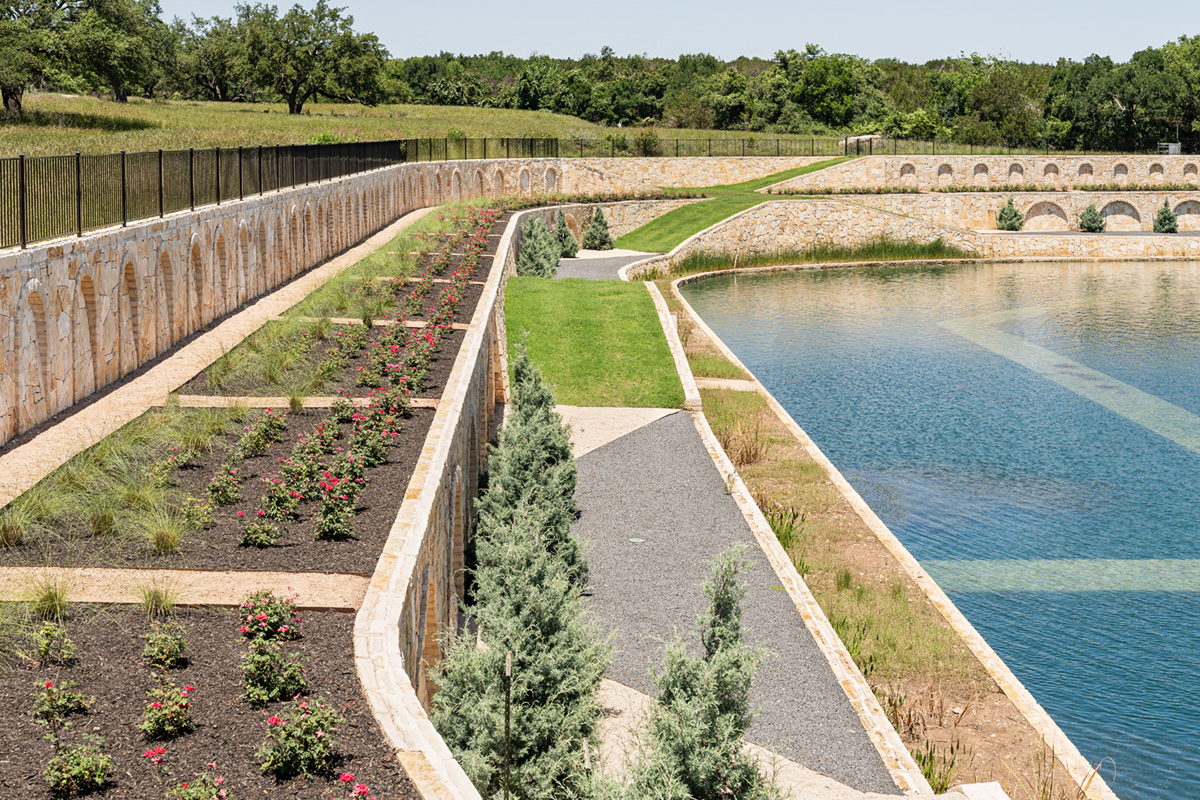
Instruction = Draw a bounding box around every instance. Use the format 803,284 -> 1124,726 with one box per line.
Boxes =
582,207 -> 614,250
996,198 -> 1024,231
556,211 -> 579,259
256,698 -> 345,779
1154,199 -> 1179,233
516,217 -> 559,277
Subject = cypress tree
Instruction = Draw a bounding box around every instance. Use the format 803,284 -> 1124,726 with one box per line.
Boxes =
996,198 -> 1024,231
517,217 -> 559,277
1154,199 -> 1178,233
582,208 -> 614,251
556,212 -> 579,259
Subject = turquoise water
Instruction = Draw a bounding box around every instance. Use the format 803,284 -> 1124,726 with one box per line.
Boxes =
682,262 -> 1200,800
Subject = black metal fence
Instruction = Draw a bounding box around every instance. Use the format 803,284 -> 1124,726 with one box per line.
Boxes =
1,137 -> 561,250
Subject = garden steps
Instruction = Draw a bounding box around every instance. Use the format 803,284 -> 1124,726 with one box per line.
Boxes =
0,566 -> 369,610
159,395 -> 440,410
0,206 -> 435,510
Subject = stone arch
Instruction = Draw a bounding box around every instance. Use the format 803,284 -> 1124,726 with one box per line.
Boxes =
25,288 -> 50,413
158,249 -> 177,343
237,222 -> 251,305
475,169 -> 485,197
1023,201 -> 1069,231
451,169 -> 462,200
1043,163 -> 1059,180
493,169 -> 505,197
1173,200 -> 1200,230
1185,164 -> 1199,181
434,172 -> 442,202
121,261 -> 141,370
303,203 -> 315,267
214,231 -> 230,315
565,215 -> 581,239
899,163 -> 916,181
289,207 -> 300,277
972,163 -> 989,182
1077,163 -> 1094,177
316,202 -> 326,258
1149,163 -> 1165,181
545,167 -> 558,192
519,168 -> 531,192
936,163 -> 953,180
190,234 -> 205,329
257,219 -> 269,295
1008,163 -> 1024,179
1101,201 -> 1141,230
274,221 -> 286,286
1114,163 -> 1129,180
75,275 -> 100,401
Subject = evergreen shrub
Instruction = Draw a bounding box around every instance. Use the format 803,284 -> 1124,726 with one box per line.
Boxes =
996,198 -> 1024,231
1079,204 -> 1106,233
582,208 -> 614,251
1154,199 -> 1178,233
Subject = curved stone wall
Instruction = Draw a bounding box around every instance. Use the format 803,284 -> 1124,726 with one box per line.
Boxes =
771,155 -> 1200,192
0,158 -> 637,448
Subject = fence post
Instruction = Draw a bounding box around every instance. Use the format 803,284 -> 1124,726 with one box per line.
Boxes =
76,152 -> 83,236
120,150 -> 127,226
189,148 -> 195,210
708,139 -> 711,157
215,146 -> 221,205
258,145 -> 263,195
238,145 -> 244,200
157,149 -> 164,218
17,154 -> 25,249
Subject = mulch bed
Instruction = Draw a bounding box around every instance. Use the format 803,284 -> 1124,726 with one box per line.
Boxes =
0,605 -> 416,800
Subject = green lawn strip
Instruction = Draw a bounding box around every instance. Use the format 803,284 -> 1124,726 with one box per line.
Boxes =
504,277 -> 684,408
615,157 -> 853,253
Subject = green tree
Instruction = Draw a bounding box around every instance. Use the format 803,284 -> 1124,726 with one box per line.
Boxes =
515,217 -> 559,277
996,198 -> 1024,231
176,14 -> 256,101
1079,204 -> 1106,233
239,0 -> 386,114
556,212 -> 579,259
64,0 -> 172,102
630,547 -> 776,800
1154,200 -> 1178,234
582,207 -> 613,251
0,0 -> 75,116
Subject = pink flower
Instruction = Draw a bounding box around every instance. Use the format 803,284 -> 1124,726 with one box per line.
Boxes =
239,626 -> 250,633
44,681 -> 52,688
237,511 -> 245,517
353,783 -> 370,796
267,716 -> 281,725
151,702 -> 162,709
185,685 -> 195,692
339,772 -> 354,783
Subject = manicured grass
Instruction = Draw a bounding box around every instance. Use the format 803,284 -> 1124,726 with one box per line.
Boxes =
2,94 -> 848,157
505,278 -> 684,408
614,157 -> 852,253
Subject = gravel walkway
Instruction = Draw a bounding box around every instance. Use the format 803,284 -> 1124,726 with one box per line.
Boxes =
573,411 -> 901,794
556,253 -> 655,280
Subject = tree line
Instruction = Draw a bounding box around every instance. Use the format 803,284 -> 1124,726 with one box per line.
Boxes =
2,0 -> 1199,152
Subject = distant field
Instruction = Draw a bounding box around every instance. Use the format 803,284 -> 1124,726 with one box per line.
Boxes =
0,94 -> 842,157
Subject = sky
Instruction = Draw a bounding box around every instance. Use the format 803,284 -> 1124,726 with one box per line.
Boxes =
159,0 -> 1197,64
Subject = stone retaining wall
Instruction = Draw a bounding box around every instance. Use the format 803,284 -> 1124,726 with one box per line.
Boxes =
579,156 -> 830,188
0,157 -> 640,447
770,155 -> 1200,191
515,197 -> 703,245
849,191 -> 1200,231
626,198 -> 1200,278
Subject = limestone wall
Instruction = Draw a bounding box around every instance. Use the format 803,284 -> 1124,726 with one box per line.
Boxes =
0,157 -> 636,447
626,197 -> 1200,278
579,156 -> 830,188
514,197 -> 702,245
771,155 -> 1200,192
848,191 -> 1200,232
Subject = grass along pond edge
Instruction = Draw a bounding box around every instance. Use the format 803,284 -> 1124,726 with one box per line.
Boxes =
668,266 -> 1118,800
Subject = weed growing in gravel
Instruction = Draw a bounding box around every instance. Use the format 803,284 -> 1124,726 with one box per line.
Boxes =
915,738 -> 969,793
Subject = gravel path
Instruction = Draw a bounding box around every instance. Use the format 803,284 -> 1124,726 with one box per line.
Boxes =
573,411 -> 901,794
556,254 -> 655,280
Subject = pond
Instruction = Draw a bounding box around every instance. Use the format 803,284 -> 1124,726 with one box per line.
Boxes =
681,261 -> 1200,800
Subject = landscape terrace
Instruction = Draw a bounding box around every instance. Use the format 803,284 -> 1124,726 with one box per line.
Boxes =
0,6 -> 1197,800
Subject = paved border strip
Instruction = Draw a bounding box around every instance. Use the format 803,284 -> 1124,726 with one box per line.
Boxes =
670,269 -> 1117,800
0,207 -> 434,508
643,276 -> 931,795
644,282 -> 701,411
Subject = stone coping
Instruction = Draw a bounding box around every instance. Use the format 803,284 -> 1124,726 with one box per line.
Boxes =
669,268 -> 1117,800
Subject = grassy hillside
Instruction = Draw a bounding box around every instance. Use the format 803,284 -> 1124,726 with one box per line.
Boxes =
0,94 -> 840,157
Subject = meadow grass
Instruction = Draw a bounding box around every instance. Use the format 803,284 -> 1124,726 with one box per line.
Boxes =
664,238 -> 974,278
699,386 -> 974,685
687,352 -> 748,380
2,94 -> 851,157
504,277 -> 684,408
615,158 -> 852,252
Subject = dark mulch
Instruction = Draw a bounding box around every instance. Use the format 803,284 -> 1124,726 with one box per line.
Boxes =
0,407 -> 434,574
0,605 -> 417,800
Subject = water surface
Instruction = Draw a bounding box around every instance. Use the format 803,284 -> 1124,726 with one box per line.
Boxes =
682,261 -> 1200,800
